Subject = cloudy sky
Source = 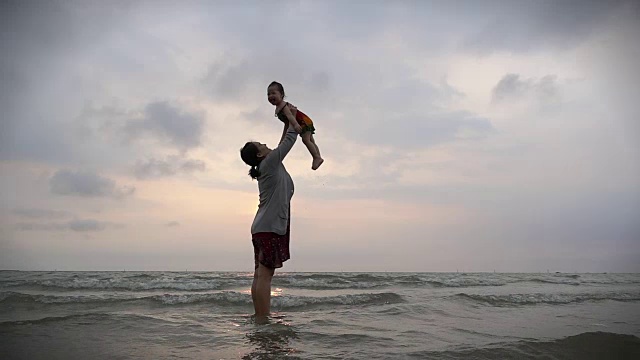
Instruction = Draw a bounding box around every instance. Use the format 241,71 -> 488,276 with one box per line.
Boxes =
1,0 -> 638,272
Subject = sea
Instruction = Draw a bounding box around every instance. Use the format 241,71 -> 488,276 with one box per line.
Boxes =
1,271 -> 639,359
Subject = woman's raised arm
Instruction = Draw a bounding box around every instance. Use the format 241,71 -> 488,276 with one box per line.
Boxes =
264,127 -> 298,168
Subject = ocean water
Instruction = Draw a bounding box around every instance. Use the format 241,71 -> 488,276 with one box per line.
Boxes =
1,271 -> 639,359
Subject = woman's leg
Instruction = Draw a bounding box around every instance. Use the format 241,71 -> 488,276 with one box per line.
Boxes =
254,262 -> 275,319
302,132 -> 324,170
251,269 -> 258,306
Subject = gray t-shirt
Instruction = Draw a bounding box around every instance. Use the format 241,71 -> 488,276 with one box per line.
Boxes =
250,128 -> 298,235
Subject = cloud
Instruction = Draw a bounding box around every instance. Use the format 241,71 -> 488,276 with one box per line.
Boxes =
203,60 -> 255,103
462,0 -> 626,53
133,156 -> 206,179
0,1 -> 137,165
68,219 -> 112,232
353,111 -> 495,149
12,208 -> 71,219
14,219 -> 123,232
49,169 -> 135,198
165,221 -> 180,227
492,73 -> 559,103
180,159 -> 206,172
123,101 -> 205,152
305,71 -> 330,93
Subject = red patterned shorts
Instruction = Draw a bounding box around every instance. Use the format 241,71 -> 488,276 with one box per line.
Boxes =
252,220 -> 290,269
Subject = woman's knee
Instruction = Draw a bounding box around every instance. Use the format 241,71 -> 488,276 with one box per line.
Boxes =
257,263 -> 275,278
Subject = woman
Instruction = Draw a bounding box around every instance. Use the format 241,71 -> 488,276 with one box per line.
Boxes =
240,126 -> 298,321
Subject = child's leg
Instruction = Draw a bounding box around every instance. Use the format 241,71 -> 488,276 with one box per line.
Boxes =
309,134 -> 321,157
301,132 -> 320,158
302,132 -> 324,170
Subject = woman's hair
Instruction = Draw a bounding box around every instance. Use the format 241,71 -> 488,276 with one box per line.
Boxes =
268,81 -> 285,98
240,142 -> 262,179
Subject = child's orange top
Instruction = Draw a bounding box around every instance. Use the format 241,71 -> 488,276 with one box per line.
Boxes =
276,102 -> 314,127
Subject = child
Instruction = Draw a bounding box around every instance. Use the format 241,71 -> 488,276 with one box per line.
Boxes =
267,81 -> 324,170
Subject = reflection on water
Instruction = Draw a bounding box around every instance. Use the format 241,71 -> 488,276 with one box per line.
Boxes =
243,316 -> 301,360
272,287 -> 284,297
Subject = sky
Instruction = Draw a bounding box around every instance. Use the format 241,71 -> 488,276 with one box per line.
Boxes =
1,0 -> 638,272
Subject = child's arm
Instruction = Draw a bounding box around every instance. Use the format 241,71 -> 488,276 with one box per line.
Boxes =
281,105 -> 302,133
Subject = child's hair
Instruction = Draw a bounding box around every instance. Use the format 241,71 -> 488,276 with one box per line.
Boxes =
240,142 -> 262,179
268,81 -> 285,98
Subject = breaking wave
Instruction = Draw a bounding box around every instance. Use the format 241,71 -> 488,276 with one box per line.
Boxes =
454,292 -> 640,306
0,290 -> 403,309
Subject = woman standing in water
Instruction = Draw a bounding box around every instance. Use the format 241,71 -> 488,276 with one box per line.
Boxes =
240,126 -> 298,321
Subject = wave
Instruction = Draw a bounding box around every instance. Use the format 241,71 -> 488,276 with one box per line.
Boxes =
274,273 -> 509,289
0,312 -> 173,327
2,272 -> 639,291
0,273 -> 504,290
273,273 -> 406,289
409,332 -> 640,359
421,278 -> 507,288
523,278 -> 581,285
454,292 -> 640,306
0,291 -> 252,306
276,273 -> 640,289
272,292 -> 403,309
0,277 -> 253,292
0,290 -> 403,309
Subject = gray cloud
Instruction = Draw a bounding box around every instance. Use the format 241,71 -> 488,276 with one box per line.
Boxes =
75,104 -> 129,139
12,208 -> 71,219
353,111 -> 495,149
195,0 -> 627,58
180,159 -> 206,172
0,1 -> 136,165
202,61 -> 330,111
49,169 -> 135,198
13,223 -> 65,231
165,221 -> 180,227
133,156 -> 206,180
0,105 -> 77,164
492,74 -> 559,103
123,102 -> 205,152
15,219 -> 123,232
203,50 -> 479,149
372,78 -> 444,109
462,0 -> 627,53
68,219 -> 111,232
203,60 -> 256,102
305,71 -> 330,93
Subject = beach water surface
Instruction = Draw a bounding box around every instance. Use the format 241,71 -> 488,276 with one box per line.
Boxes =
1,271 -> 639,359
